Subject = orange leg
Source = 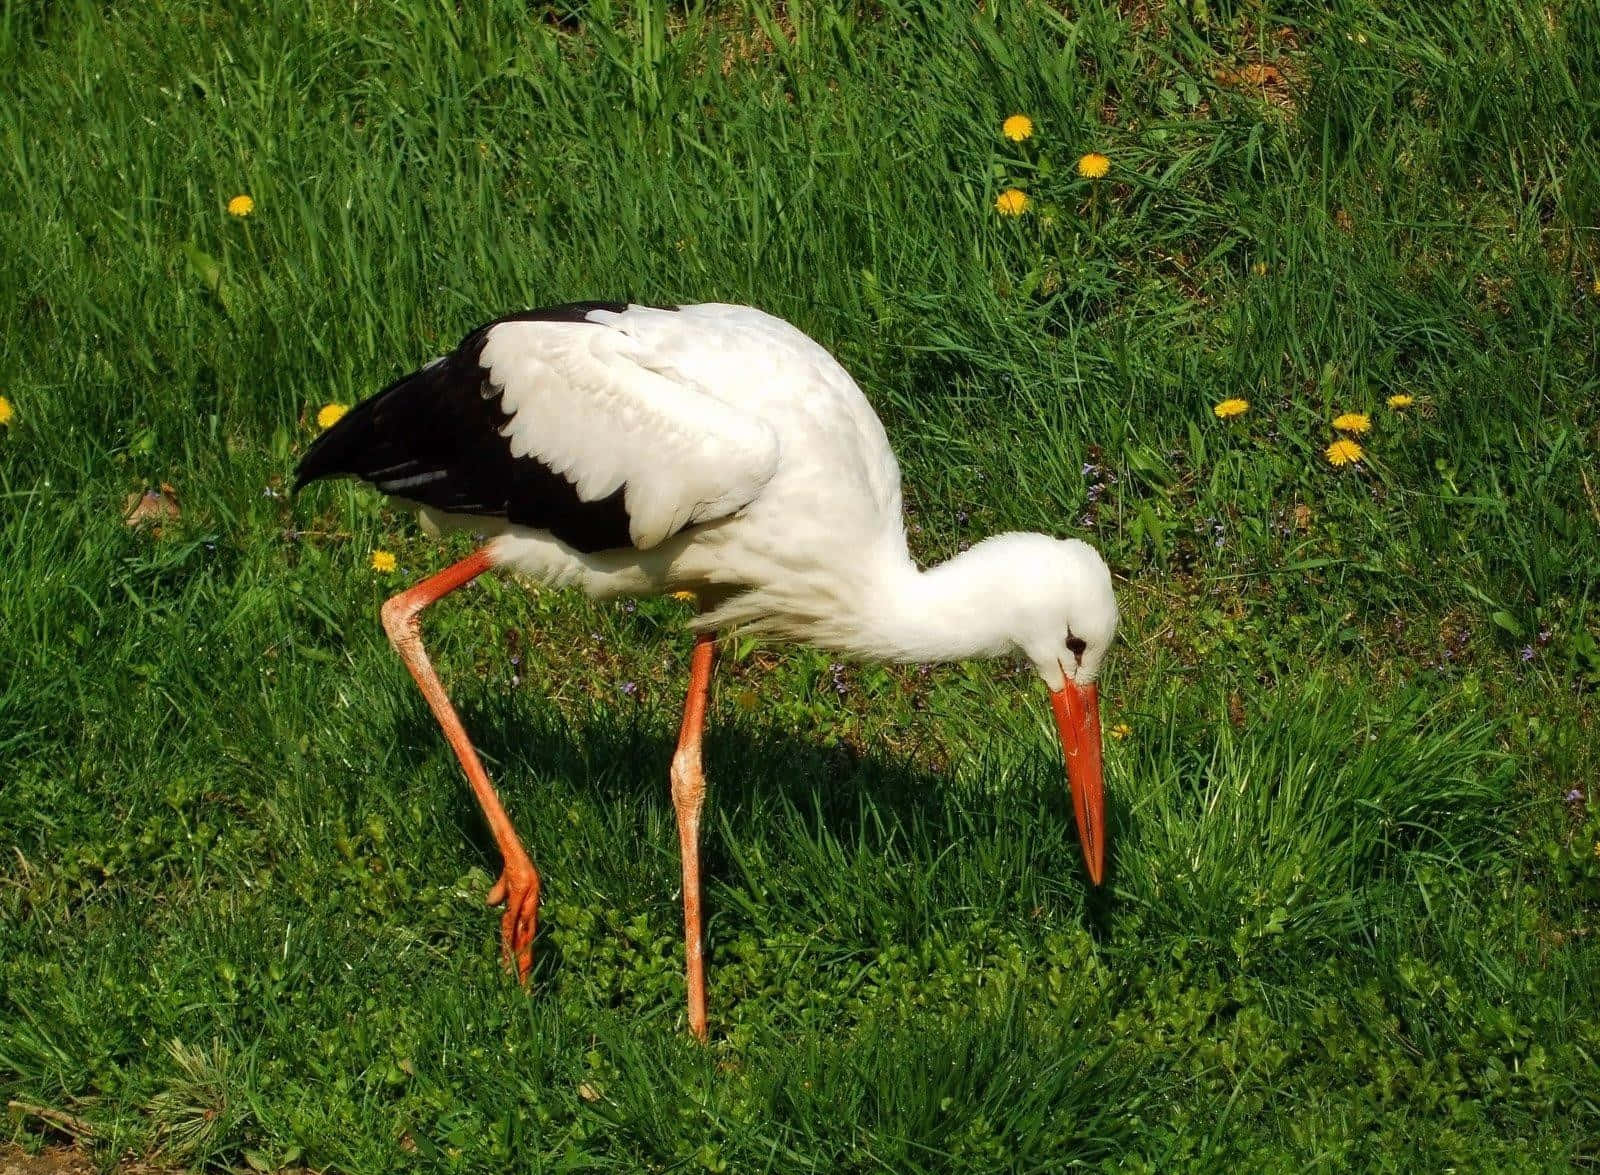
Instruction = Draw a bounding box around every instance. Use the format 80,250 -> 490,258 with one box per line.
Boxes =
380,549 -> 540,982
670,631 -> 717,1041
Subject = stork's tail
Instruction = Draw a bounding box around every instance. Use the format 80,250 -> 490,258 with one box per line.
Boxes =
293,362 -> 442,493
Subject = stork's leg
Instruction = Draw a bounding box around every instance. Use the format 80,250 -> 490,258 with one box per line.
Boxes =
670,631 -> 717,1041
380,548 -> 540,982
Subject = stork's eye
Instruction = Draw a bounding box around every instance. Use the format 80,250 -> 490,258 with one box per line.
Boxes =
1065,635 -> 1088,658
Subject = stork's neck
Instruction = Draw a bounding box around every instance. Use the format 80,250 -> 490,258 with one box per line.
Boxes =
855,544 -> 1022,664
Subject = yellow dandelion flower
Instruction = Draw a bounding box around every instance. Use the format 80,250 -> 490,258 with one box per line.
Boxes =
1109,722 -> 1132,741
1002,114 -> 1034,142
1251,261 -> 1269,277
370,549 -> 397,574
1325,438 -> 1363,467
672,591 -> 697,602
1386,393 -> 1414,409
995,188 -> 1030,216
227,194 -> 256,218
1213,397 -> 1250,420
316,403 -> 349,430
0,395 -> 13,427
1591,276 -> 1600,297
1593,839 -> 1600,859
1076,152 -> 1111,180
1332,412 -> 1371,434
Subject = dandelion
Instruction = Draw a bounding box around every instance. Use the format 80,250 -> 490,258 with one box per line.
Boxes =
1213,397 -> 1250,420
1594,839 -> 1600,860
995,188 -> 1030,216
1076,152 -> 1110,180
1325,438 -> 1363,467
1002,114 -> 1034,142
1592,276 -> 1600,297
317,403 -> 349,430
1251,261 -> 1269,277
0,395 -> 13,427
672,591 -> 696,602
227,194 -> 256,218
1386,393 -> 1414,409
1109,723 -> 1132,741
1332,412 -> 1371,434
370,549 -> 397,574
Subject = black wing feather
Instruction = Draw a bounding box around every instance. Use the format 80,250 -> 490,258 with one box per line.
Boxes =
295,303 -> 649,554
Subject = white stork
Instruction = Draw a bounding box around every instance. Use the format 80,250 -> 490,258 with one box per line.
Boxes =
296,302 -> 1118,1040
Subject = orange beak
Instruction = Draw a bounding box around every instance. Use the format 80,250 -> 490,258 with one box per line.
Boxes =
1050,680 -> 1106,885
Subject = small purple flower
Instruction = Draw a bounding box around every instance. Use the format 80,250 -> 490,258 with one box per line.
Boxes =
1081,462 -> 1099,478
1520,645 -> 1534,662
509,654 -> 520,668
620,681 -> 638,697
955,510 -> 969,525
622,599 -> 637,613
1564,788 -> 1585,805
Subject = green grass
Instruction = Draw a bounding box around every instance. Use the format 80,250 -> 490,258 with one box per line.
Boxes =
3,0 -> 1599,1169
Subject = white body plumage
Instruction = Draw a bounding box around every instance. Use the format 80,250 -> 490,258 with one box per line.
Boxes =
429,303 -> 1116,688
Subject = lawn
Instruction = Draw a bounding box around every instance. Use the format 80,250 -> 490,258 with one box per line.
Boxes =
3,0 -> 1599,1169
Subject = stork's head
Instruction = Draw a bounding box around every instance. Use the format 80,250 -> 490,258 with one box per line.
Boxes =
995,534 -> 1119,885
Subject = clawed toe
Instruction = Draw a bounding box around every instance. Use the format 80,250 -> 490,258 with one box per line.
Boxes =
487,864 -> 540,982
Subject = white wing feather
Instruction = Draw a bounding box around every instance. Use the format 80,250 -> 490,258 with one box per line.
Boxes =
478,315 -> 780,550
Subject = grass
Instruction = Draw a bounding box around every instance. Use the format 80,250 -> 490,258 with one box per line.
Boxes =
2,0 -> 1599,1168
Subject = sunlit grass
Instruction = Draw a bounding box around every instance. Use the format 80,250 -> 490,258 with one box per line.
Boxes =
2,0 -> 1598,1170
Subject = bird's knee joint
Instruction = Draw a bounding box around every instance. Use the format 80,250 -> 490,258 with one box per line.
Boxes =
670,752 -> 705,809
381,595 -> 421,647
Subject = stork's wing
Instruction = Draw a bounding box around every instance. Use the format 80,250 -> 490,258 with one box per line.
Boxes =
295,303 -> 781,553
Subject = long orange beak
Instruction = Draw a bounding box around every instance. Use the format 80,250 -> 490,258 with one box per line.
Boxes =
1050,680 -> 1106,885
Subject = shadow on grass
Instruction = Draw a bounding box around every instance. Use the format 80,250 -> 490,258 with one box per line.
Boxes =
381,687 -> 1114,950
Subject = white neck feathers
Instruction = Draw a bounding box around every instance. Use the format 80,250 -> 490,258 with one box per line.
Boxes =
847,546 -> 1023,663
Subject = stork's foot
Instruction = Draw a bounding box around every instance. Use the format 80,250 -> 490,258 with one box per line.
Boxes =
486,854 -> 540,982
